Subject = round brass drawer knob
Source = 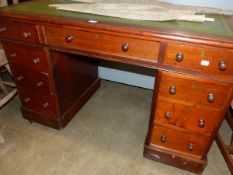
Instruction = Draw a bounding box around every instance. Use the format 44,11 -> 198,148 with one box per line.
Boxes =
23,32 -> 31,38
199,119 -> 205,128
165,111 -> 170,119
160,135 -> 166,143
169,86 -> 176,95
207,93 -> 215,103
36,81 -> 44,87
188,143 -> 194,151
24,97 -> 31,103
65,35 -> 74,43
17,76 -> 24,81
10,53 -> 17,58
33,58 -> 40,64
43,102 -> 49,108
176,52 -> 183,62
218,61 -> 227,71
0,27 -> 6,32
121,43 -> 129,52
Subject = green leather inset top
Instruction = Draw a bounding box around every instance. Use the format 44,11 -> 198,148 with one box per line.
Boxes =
3,0 -> 233,39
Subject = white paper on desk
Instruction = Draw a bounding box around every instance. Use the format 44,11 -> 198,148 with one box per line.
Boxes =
70,0 -> 233,15
50,0 -> 233,22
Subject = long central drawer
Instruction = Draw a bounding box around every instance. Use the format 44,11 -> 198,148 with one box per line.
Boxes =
44,26 -> 160,62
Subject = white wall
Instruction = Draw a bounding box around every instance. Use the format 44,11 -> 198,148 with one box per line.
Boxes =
99,0 -> 233,89
160,0 -> 233,10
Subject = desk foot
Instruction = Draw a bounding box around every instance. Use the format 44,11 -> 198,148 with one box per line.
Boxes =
143,144 -> 207,174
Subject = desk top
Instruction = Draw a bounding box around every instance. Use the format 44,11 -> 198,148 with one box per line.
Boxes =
1,0 -> 233,45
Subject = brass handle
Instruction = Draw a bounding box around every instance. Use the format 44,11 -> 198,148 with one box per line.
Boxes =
188,143 -> 194,151
36,81 -> 44,87
43,102 -> 49,108
121,43 -> 129,52
164,111 -> 170,119
169,86 -> 176,95
0,27 -> 6,32
33,58 -> 40,64
207,93 -> 215,103
10,53 -> 17,58
24,97 -> 31,103
65,35 -> 74,43
176,53 -> 183,62
22,32 -> 31,38
199,119 -> 205,128
218,61 -> 227,71
16,76 -> 24,81
160,135 -> 166,143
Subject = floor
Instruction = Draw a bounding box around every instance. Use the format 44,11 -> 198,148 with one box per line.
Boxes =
0,80 -> 231,175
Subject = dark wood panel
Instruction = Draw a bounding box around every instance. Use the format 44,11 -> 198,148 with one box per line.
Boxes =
50,51 -> 99,114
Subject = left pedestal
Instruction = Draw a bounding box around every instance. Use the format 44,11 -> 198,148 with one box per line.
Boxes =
3,41 -> 100,129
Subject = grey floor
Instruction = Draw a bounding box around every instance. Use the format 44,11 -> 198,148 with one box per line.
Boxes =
0,80 -> 231,175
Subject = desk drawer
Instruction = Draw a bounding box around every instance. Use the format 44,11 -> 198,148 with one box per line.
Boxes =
158,71 -> 231,110
44,26 -> 159,62
10,64 -> 52,95
150,123 -> 210,159
154,98 -> 220,134
18,87 -> 59,117
164,43 -> 233,75
3,42 -> 49,73
0,21 -> 39,43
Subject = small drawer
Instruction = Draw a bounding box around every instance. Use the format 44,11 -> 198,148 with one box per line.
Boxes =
150,123 -> 210,159
3,42 -> 49,73
18,87 -> 59,117
10,64 -> 52,95
13,22 -> 40,43
0,21 -> 39,43
158,71 -> 232,110
44,26 -> 159,62
154,98 -> 220,134
164,43 -> 233,75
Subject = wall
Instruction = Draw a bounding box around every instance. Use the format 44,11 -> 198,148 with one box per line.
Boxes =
99,0 -> 233,89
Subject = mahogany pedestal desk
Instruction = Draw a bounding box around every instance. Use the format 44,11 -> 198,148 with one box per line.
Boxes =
1,1 -> 233,174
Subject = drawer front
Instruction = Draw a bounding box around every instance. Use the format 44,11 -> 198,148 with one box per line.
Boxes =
3,42 -> 49,73
158,71 -> 231,110
10,64 -> 52,95
164,43 -> 233,75
0,21 -> 39,43
150,123 -> 210,159
18,87 -> 59,117
154,98 -> 220,134
44,26 -> 159,62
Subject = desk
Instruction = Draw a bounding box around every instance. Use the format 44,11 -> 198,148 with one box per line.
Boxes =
1,0 -> 233,173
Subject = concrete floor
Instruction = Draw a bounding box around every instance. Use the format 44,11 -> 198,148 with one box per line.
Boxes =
0,80 -> 231,175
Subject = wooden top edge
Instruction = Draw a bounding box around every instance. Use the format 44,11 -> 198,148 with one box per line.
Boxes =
1,8 -> 233,48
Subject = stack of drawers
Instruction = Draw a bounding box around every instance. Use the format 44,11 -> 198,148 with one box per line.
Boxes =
3,42 -> 59,117
1,21 -> 60,119
0,20 -> 99,129
145,42 -> 233,173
